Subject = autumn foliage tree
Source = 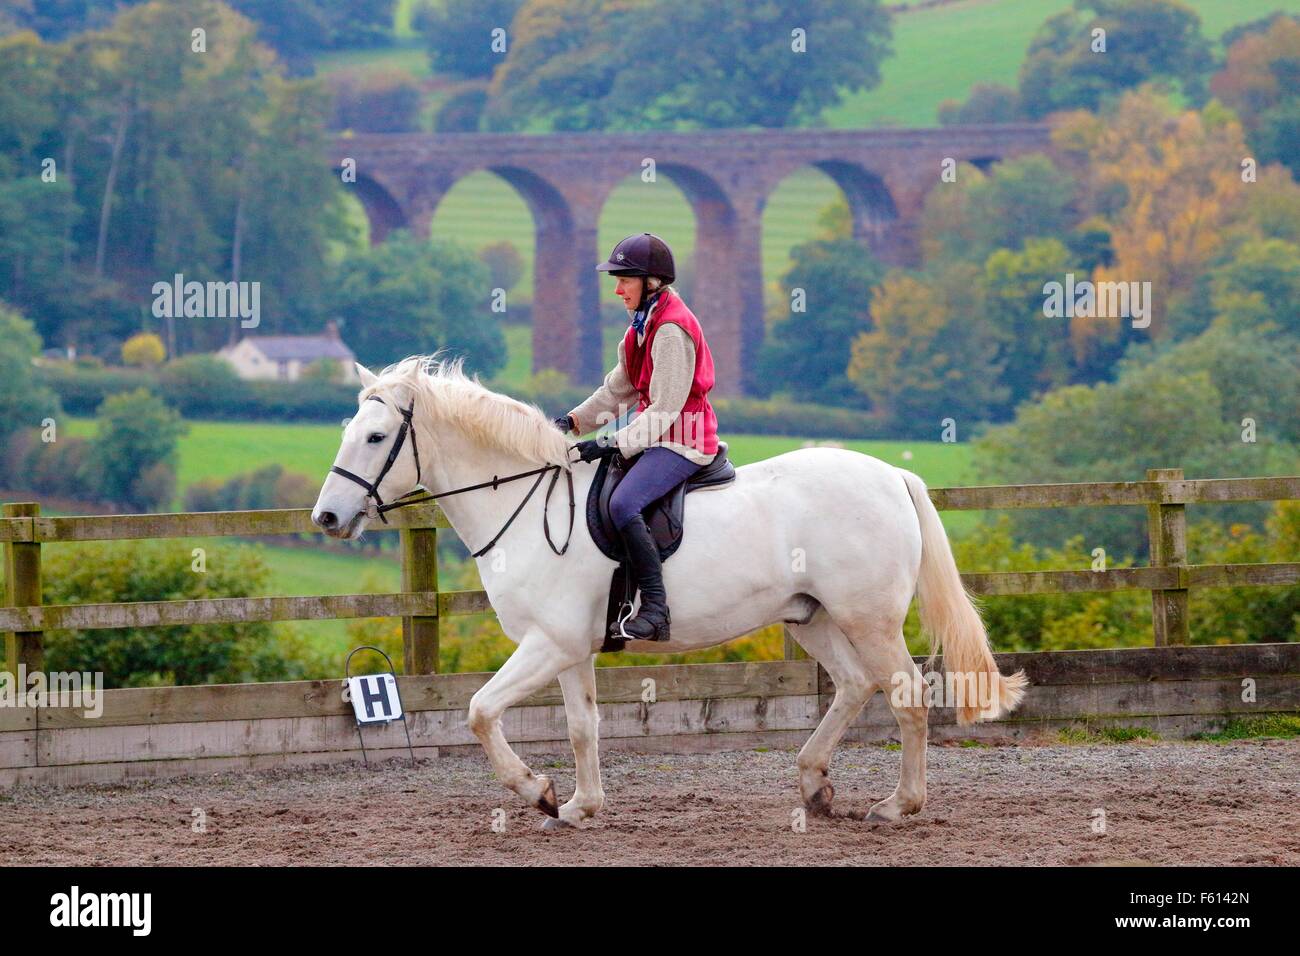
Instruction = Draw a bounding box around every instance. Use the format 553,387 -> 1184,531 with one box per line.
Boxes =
847,266 -> 1006,429
1051,90 -> 1254,364
1210,15 -> 1300,178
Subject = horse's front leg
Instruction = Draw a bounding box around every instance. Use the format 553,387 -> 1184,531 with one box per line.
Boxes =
467,626 -> 586,818
546,656 -> 604,830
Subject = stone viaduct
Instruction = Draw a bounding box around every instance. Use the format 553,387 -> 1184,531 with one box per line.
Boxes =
328,124 -> 1052,396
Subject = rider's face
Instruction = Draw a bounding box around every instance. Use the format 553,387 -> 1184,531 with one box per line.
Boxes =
614,275 -> 643,310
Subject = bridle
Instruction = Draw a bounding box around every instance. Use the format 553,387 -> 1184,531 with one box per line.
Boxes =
329,394 -> 575,559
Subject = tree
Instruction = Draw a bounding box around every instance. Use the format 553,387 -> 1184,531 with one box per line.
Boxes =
0,2 -> 351,357
753,239 -> 883,407
1052,90 -> 1253,357
982,238 -> 1076,411
488,0 -> 891,131
330,232 -> 506,376
847,266 -> 1007,429
1208,237 -> 1300,338
86,388 -> 187,510
0,302 -> 59,447
919,154 -> 1077,268
415,0 -> 523,80
1211,16 -> 1300,178
1018,0 -> 1213,118
974,325 -> 1300,555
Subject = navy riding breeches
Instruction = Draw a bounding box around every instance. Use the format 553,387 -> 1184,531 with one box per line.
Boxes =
609,446 -> 705,531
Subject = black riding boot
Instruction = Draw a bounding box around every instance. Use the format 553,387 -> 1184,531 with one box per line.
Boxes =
611,513 -> 671,642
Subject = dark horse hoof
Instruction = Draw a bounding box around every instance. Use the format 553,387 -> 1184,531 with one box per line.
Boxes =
536,776 -> 560,818
806,784 -> 835,817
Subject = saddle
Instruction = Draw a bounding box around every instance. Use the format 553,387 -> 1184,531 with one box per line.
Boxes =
586,441 -> 736,652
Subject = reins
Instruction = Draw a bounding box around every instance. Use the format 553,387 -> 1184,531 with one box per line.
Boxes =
329,393 -> 576,559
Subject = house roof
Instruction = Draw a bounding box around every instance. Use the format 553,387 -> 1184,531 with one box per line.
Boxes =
233,334 -> 355,362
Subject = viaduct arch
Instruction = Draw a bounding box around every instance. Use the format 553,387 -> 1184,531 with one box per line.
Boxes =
329,124 -> 1053,396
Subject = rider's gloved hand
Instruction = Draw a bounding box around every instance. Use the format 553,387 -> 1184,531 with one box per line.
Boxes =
552,414 -> 575,434
574,434 -> 619,463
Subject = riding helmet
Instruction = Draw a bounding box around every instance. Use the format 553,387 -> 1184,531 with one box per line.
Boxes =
596,233 -> 675,284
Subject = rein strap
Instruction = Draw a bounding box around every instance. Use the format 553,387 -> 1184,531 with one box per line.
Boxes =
329,394 -> 575,557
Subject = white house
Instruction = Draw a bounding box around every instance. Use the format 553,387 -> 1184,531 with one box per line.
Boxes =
219,322 -> 358,383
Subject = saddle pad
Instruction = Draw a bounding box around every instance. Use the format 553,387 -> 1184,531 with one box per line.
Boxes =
586,443 -> 736,563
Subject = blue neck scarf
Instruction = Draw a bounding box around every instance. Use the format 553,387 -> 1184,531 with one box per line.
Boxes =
631,289 -> 664,337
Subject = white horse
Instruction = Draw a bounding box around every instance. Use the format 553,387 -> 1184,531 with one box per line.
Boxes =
313,356 -> 1027,828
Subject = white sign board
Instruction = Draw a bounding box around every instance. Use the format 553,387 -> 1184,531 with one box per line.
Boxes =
347,673 -> 403,724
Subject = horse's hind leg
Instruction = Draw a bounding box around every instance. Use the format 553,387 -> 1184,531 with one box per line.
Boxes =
788,607 -> 876,817
850,626 -> 929,823
548,656 -> 605,830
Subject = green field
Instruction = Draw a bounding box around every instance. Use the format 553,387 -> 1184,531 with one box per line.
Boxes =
63,417 -> 975,504
828,0 -> 1300,128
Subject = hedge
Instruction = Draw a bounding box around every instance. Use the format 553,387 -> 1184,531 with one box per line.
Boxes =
36,362 -> 901,438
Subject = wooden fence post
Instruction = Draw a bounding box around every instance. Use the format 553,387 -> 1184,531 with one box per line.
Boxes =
1146,468 -> 1188,646
3,502 -> 43,674
400,525 -> 440,674
782,625 -> 807,661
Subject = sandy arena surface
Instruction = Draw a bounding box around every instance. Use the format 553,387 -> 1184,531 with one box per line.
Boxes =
3,738 -> 1297,866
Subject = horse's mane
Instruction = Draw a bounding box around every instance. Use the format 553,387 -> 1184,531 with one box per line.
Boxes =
361,354 -> 573,471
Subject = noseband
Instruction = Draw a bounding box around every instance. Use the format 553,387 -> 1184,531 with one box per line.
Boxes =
328,393 -> 575,558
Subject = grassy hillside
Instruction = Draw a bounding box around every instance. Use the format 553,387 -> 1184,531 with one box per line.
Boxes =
62,417 -> 976,500
827,0 -> 1300,128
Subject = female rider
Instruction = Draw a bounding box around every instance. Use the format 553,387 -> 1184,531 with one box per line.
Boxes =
553,233 -> 720,643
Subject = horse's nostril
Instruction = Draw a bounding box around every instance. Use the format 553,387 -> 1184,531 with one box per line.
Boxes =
316,511 -> 337,530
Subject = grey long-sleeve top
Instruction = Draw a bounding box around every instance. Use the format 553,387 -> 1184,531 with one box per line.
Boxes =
567,307 -> 716,466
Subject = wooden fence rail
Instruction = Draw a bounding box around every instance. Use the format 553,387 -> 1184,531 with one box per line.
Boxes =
4,470 -> 1299,677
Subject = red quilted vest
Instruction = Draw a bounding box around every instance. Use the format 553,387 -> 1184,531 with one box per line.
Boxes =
622,289 -> 719,456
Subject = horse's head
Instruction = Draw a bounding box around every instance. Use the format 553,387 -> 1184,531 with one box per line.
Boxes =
313,362 -> 425,539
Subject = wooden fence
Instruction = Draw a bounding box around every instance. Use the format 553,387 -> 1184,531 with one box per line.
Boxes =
2,468 -> 1298,786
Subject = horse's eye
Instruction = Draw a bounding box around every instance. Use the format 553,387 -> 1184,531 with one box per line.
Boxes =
367,433 -> 385,444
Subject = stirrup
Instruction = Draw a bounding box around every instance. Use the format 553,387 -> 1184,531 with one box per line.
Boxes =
612,604 -> 670,642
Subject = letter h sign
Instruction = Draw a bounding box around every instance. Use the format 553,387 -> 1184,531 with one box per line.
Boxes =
345,646 -> 416,767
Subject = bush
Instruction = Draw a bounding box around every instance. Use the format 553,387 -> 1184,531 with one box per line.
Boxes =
329,68 -> 423,133
86,389 -> 186,511
183,464 -> 319,512
121,332 -> 165,367
23,432 -> 94,500
38,361 -> 358,422
479,240 -> 524,293
434,82 -> 488,132
38,351 -> 906,438
157,354 -> 242,409
41,539 -> 300,687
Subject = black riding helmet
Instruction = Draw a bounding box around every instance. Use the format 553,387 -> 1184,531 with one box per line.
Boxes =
597,233 -> 676,287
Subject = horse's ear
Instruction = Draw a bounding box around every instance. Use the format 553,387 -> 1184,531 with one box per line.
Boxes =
355,363 -> 378,389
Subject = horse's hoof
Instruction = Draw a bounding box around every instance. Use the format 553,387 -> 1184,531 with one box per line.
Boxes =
864,809 -> 897,825
536,776 -> 560,818
541,816 -> 574,832
805,784 -> 835,817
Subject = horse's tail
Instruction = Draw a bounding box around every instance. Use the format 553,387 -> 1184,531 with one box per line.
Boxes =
899,469 -> 1027,725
